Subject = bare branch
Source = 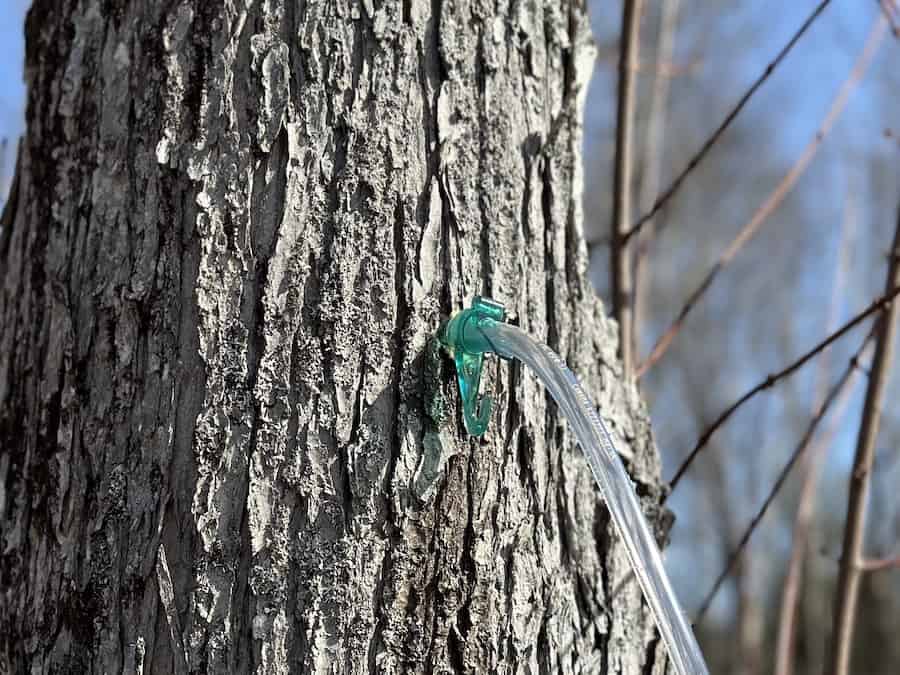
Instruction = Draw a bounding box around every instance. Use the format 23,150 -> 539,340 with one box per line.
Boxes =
668,285 -> 900,492
622,0 -> 833,244
827,211 -> 900,675
636,16 -> 890,378
610,0 -> 644,377
694,334 -> 875,623
858,555 -> 900,572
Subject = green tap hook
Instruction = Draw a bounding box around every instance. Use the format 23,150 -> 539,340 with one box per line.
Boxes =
438,296 -> 507,436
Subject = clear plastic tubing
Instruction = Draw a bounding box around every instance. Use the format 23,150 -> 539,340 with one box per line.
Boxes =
482,321 -> 709,675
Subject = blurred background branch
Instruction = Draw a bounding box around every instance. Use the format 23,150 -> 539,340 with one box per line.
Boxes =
621,0 -> 834,246
633,0 -> 681,365
878,0 -> 900,36
828,210 -> 900,675
774,195 -> 858,675
669,285 -> 899,491
638,14 -> 890,377
610,0 -> 644,377
696,330 -> 876,623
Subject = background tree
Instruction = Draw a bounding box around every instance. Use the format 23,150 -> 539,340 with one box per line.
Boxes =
0,0 -> 670,672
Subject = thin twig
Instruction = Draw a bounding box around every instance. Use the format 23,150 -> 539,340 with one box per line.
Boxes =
622,0 -> 833,244
858,555 -> 900,572
827,212 -> 900,675
633,0 -> 681,361
668,285 -> 900,492
610,0 -> 644,377
774,187 -> 857,675
694,334 -> 875,623
636,16 -> 890,378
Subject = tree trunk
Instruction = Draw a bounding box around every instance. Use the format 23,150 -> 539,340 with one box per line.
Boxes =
0,1 -> 668,672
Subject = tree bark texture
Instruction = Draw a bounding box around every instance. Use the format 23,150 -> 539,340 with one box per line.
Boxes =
0,1 -> 668,673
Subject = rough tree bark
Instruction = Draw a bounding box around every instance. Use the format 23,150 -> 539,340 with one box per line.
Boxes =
0,1 -> 669,673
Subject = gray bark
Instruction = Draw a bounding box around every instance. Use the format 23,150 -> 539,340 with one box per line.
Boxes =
0,1 -> 669,673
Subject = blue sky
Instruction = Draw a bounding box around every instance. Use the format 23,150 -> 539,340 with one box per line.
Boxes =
0,0 -> 27,186
0,0 -> 27,138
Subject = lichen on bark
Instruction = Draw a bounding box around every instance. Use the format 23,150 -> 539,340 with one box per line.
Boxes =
1,0 -> 669,673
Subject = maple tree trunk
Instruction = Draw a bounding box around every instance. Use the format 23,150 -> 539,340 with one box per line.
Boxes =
0,1 -> 669,672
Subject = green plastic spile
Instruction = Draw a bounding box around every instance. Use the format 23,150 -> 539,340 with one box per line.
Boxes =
438,296 -> 507,436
